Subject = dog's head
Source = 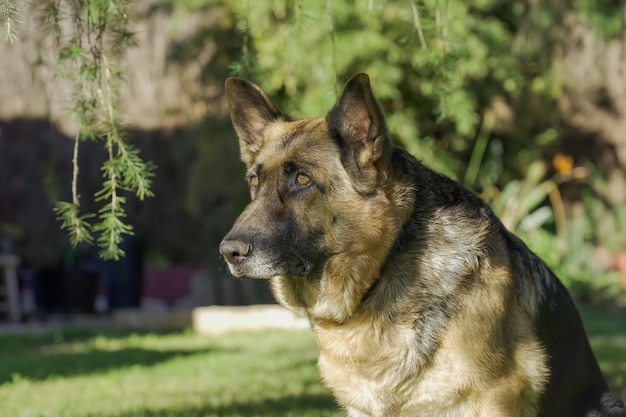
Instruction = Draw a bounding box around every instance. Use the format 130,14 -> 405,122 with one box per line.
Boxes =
219,73 -> 398,280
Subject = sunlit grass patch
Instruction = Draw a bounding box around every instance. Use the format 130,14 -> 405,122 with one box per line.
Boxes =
0,328 -> 340,417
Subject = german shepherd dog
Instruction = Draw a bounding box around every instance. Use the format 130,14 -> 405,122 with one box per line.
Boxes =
219,73 -> 626,417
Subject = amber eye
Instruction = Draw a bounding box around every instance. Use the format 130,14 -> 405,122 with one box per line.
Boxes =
296,173 -> 311,186
250,175 -> 259,187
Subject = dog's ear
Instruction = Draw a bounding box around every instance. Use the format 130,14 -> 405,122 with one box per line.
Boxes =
327,73 -> 391,189
225,78 -> 285,166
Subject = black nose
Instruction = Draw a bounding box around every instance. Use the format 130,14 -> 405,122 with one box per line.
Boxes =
219,239 -> 252,263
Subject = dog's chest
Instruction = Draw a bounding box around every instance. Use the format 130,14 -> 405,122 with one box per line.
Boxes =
314,320 -> 425,415
313,320 -> 477,417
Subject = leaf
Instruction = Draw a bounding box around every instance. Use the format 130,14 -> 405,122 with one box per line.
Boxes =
54,200 -> 95,246
519,206 -> 554,232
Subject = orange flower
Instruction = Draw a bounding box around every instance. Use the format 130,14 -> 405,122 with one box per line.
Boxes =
552,153 -> 573,175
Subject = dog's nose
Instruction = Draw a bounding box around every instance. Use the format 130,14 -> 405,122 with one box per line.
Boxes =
219,239 -> 252,262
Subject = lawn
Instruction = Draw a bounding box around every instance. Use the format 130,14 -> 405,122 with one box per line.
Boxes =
0,306 -> 624,417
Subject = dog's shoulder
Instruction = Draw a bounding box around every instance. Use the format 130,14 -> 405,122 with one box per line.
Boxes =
387,148 -> 505,280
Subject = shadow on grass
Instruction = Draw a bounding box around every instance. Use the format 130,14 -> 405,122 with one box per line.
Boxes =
0,330 -> 221,384
86,393 -> 340,417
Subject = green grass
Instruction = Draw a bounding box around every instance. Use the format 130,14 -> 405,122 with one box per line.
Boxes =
578,305 -> 626,395
0,306 -> 624,417
0,328 -> 340,417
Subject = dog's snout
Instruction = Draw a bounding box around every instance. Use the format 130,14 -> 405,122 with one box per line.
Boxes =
219,239 -> 252,262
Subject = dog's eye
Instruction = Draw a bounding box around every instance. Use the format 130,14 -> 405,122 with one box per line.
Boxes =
250,175 -> 260,187
295,174 -> 311,187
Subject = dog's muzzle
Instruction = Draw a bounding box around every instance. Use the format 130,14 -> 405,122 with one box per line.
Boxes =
219,234 -> 313,279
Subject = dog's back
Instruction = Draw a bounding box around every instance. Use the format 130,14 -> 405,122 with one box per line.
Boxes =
507,231 -> 625,416
423,161 -> 625,417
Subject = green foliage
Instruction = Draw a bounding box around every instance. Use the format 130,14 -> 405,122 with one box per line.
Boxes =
582,177 -> 626,253
0,0 -> 24,42
54,199 -> 95,246
186,0 -> 560,181
575,0 -> 625,38
485,161 -> 561,234
521,226 -> 625,306
482,160 -> 625,304
41,0 -> 154,260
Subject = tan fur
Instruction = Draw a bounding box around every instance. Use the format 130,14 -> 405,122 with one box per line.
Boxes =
307,211 -> 548,417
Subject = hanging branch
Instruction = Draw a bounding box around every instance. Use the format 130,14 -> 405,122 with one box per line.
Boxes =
50,0 -> 153,259
3,0 -> 152,259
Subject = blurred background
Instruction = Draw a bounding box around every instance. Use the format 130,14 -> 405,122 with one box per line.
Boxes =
0,1 -> 625,416
2,0 -> 624,315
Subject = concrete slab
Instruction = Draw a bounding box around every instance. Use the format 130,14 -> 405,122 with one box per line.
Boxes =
192,304 -> 310,334
0,305 -> 311,335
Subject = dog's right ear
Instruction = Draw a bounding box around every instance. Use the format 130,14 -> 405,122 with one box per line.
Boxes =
225,78 -> 285,166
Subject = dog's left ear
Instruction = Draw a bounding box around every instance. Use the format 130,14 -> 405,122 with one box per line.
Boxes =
327,73 -> 391,187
